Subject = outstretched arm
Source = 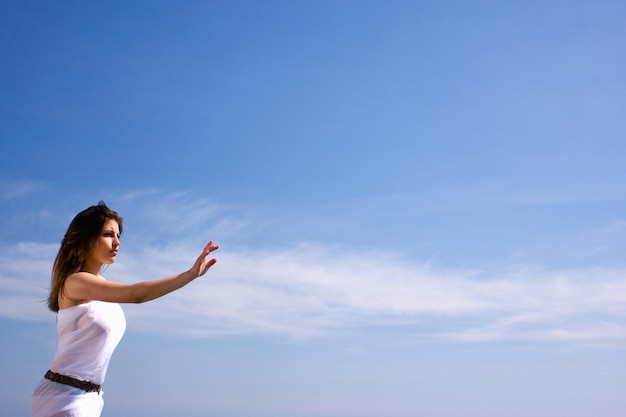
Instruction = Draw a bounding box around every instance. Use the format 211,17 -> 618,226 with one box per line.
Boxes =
63,241 -> 219,305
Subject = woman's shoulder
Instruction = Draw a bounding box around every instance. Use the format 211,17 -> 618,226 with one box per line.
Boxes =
59,272 -> 106,309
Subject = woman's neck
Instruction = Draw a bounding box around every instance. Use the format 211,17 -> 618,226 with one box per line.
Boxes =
80,260 -> 102,275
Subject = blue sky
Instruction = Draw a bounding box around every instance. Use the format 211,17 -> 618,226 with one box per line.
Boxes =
1,1 -> 625,416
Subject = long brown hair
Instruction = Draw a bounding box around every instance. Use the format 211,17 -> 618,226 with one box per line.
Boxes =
47,201 -> 123,312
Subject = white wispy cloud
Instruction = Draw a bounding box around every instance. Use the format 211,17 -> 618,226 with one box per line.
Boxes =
114,191 -> 250,242
0,180 -> 42,200
0,242 -> 58,321
2,190 -> 624,345
3,239 -> 624,345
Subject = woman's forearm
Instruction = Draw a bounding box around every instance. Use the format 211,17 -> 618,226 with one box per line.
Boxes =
130,271 -> 197,303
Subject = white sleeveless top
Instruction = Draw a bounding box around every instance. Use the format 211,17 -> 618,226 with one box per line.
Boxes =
49,301 -> 126,385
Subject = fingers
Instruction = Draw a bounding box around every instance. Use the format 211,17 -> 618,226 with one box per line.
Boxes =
197,256 -> 218,276
204,240 -> 220,254
193,241 -> 219,277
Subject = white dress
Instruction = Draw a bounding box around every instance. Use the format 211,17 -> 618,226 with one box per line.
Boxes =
32,301 -> 126,417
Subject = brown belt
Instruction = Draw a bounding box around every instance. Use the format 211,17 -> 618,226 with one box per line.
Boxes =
44,370 -> 102,394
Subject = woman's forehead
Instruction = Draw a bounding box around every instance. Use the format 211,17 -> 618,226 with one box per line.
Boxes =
102,219 -> 120,231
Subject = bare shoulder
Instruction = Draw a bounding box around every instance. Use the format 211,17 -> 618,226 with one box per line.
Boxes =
61,272 -> 105,308
62,271 -> 132,304
59,272 -> 95,309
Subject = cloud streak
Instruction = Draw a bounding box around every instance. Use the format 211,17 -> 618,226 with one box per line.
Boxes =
3,239 -> 624,345
0,180 -> 41,200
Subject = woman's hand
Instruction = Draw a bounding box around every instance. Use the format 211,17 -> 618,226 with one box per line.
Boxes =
189,240 -> 220,278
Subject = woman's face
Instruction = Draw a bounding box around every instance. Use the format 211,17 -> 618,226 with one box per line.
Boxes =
85,219 -> 121,267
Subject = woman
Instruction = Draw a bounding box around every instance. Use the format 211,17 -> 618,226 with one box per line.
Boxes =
32,201 -> 219,417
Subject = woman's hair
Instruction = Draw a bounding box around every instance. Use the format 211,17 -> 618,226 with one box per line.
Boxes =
47,201 -> 123,312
